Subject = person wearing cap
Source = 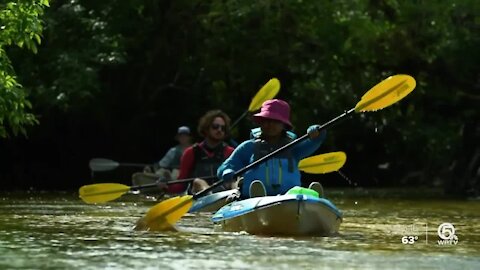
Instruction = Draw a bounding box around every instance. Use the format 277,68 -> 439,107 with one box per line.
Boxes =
217,99 -> 326,199
156,126 -> 192,175
132,125 -> 192,196
166,110 -> 236,194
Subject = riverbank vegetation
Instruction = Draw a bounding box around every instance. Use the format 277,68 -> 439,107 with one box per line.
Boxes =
1,0 -> 478,197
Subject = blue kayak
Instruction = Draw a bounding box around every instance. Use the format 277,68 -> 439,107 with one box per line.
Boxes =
211,192 -> 342,236
189,189 -> 237,213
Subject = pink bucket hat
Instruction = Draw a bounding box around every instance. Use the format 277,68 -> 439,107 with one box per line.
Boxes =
253,99 -> 292,128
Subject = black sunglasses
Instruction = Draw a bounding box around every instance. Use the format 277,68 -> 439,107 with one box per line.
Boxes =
211,123 -> 226,131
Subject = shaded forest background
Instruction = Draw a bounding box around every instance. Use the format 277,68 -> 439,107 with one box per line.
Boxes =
1,0 -> 479,197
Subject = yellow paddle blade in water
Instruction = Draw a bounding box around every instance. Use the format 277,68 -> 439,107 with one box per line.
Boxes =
248,78 -> 281,112
134,195 -> 194,231
79,183 -> 131,204
298,152 -> 347,174
355,75 -> 416,112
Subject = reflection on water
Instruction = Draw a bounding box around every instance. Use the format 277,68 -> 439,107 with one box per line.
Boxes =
0,190 -> 479,269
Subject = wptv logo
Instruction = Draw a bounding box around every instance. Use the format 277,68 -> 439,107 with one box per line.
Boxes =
437,223 -> 459,245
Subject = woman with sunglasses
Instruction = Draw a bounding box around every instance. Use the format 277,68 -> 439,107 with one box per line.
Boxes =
166,109 -> 236,194
217,99 -> 326,199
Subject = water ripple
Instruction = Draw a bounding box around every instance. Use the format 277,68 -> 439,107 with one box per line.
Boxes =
0,191 -> 478,269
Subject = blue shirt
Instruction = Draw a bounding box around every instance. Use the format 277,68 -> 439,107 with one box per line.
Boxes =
217,129 -> 326,198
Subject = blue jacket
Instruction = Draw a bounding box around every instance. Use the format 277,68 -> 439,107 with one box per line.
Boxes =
217,128 -> 326,198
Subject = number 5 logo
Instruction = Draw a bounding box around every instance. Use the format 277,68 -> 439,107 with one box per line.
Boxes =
437,223 -> 455,240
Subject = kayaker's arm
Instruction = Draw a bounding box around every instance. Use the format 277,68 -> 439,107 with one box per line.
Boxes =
217,140 -> 254,181
292,125 -> 327,160
158,147 -> 177,169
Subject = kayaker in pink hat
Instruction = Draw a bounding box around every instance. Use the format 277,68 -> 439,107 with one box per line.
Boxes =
218,99 -> 327,200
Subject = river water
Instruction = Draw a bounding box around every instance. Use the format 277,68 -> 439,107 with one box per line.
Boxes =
1,189 -> 478,269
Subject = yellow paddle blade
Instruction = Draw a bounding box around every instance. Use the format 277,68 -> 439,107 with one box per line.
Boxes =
298,151 -> 347,174
355,74 -> 416,112
79,183 -> 131,204
248,78 -> 281,112
134,195 -> 194,231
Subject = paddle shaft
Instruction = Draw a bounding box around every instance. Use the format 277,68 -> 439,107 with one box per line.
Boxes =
120,162 -> 150,168
192,108 -> 356,200
89,158 -> 151,172
130,175 -> 216,190
230,78 -> 280,131
166,176 -> 216,185
230,110 -> 249,131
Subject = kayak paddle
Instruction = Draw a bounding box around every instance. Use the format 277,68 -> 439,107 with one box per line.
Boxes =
298,151 -> 346,174
79,152 -> 346,204
79,175 -> 215,204
230,78 -> 280,130
134,74 -> 416,231
89,158 -> 150,172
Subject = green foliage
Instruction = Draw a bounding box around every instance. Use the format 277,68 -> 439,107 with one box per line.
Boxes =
0,0 -> 49,137
3,0 -> 480,187
190,0 -> 479,184
11,0 -> 126,112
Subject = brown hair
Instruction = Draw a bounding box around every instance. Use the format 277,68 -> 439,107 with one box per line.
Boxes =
197,109 -> 231,137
